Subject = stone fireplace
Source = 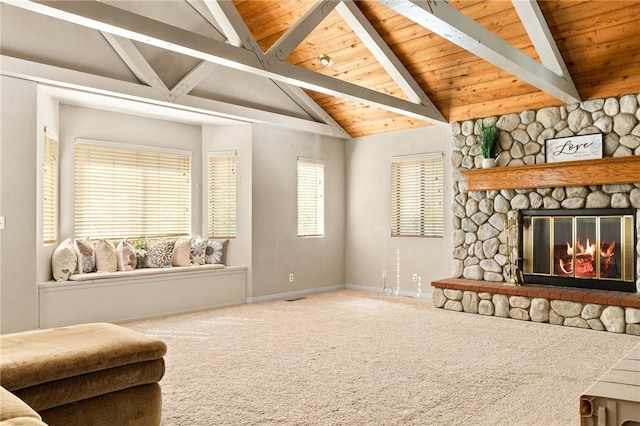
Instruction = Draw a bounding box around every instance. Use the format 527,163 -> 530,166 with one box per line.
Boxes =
450,93 -> 640,294
520,208 -> 636,293
434,92 -> 640,335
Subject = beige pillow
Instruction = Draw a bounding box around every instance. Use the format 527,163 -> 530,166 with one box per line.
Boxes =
52,238 -> 77,281
173,238 -> 193,267
116,240 -> 137,271
74,237 -> 95,273
95,239 -> 118,273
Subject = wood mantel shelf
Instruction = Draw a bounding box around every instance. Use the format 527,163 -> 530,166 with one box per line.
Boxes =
462,156 -> 640,191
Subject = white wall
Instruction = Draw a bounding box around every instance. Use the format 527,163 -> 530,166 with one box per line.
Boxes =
0,88 -> 348,332
0,76 -> 451,333
250,125 -> 346,299
345,125 -> 454,296
1,76 -> 39,333
202,124 -> 253,295
35,87 -> 59,284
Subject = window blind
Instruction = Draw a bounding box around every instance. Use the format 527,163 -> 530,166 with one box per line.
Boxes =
391,153 -> 444,237
208,151 -> 237,238
297,158 -> 324,237
74,139 -> 191,240
43,128 -> 58,244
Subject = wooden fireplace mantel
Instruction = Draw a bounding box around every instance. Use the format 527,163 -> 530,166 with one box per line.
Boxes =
462,156 -> 640,191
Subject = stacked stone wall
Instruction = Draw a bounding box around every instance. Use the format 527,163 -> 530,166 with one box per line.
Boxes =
433,288 -> 640,335
451,93 -> 640,292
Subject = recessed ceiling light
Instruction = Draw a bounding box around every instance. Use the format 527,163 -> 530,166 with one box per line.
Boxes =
318,54 -> 333,67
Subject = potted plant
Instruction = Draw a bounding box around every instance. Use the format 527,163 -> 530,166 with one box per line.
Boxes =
478,122 -> 500,168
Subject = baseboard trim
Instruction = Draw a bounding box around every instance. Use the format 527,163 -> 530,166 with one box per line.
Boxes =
345,284 -> 432,300
245,284 -> 346,304
245,284 -> 433,304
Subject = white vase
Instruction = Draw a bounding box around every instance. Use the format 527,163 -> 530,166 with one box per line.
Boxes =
482,158 -> 496,169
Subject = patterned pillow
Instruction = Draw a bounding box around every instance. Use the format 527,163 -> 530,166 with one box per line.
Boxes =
116,240 -> 137,271
95,239 -> 118,273
52,238 -> 77,281
145,239 -> 175,268
74,237 -> 95,273
204,239 -> 229,265
172,238 -> 193,267
190,237 -> 207,265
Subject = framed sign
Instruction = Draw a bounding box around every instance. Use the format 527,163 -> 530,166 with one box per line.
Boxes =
545,133 -> 603,163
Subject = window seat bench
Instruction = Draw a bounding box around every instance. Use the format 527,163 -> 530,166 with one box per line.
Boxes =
68,263 -> 226,281
39,265 -> 247,329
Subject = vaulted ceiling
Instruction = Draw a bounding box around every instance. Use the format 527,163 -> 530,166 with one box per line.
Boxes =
2,1 -> 639,138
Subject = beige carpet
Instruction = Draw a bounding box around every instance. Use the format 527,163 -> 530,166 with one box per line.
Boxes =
124,289 -> 639,426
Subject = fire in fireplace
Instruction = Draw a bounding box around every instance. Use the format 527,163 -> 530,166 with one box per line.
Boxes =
520,209 -> 636,293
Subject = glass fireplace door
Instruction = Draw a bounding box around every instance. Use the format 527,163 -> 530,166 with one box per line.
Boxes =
521,209 -> 635,292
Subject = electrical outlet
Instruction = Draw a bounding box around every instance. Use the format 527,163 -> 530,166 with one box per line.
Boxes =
0,216 -> 4,230
382,270 -> 387,279
412,273 -> 418,283
288,273 -> 294,283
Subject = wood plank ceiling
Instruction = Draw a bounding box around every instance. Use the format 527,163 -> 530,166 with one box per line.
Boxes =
234,0 -> 640,137
4,1 -> 640,138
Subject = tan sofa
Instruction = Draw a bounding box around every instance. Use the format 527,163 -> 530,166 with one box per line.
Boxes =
0,386 -> 47,425
0,323 -> 166,426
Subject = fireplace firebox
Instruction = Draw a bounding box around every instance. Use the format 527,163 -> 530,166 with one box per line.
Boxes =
520,209 -> 637,293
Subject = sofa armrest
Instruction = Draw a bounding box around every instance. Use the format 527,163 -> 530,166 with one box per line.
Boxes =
0,323 -> 166,391
0,386 -> 46,425
0,418 -> 48,425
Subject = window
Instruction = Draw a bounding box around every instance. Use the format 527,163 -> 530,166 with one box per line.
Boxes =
74,139 -> 191,240
208,151 -> 237,238
43,128 -> 58,244
391,153 -> 444,237
297,158 -> 324,237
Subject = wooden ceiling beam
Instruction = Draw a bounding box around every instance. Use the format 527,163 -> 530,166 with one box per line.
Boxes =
380,0 -> 582,105
1,55 -> 349,138
265,1 -> 340,64
336,0 -> 445,121
201,0 -> 348,135
511,0 -> 573,81
170,60 -> 220,102
101,33 -> 169,93
201,0 -> 257,50
102,32 -> 220,103
266,59 -> 445,121
274,84 -> 351,138
185,0 -> 227,42
10,0 -> 447,124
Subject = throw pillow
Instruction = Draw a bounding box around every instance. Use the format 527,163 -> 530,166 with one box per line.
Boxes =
145,239 -> 175,268
172,237 -> 193,267
135,249 -> 147,269
95,239 -> 118,273
190,237 -> 207,265
132,240 -> 147,269
204,239 -> 229,265
52,238 -> 77,281
116,240 -> 137,271
74,237 -> 95,273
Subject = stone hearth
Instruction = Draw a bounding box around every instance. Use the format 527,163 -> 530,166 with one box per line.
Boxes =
432,278 -> 640,335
